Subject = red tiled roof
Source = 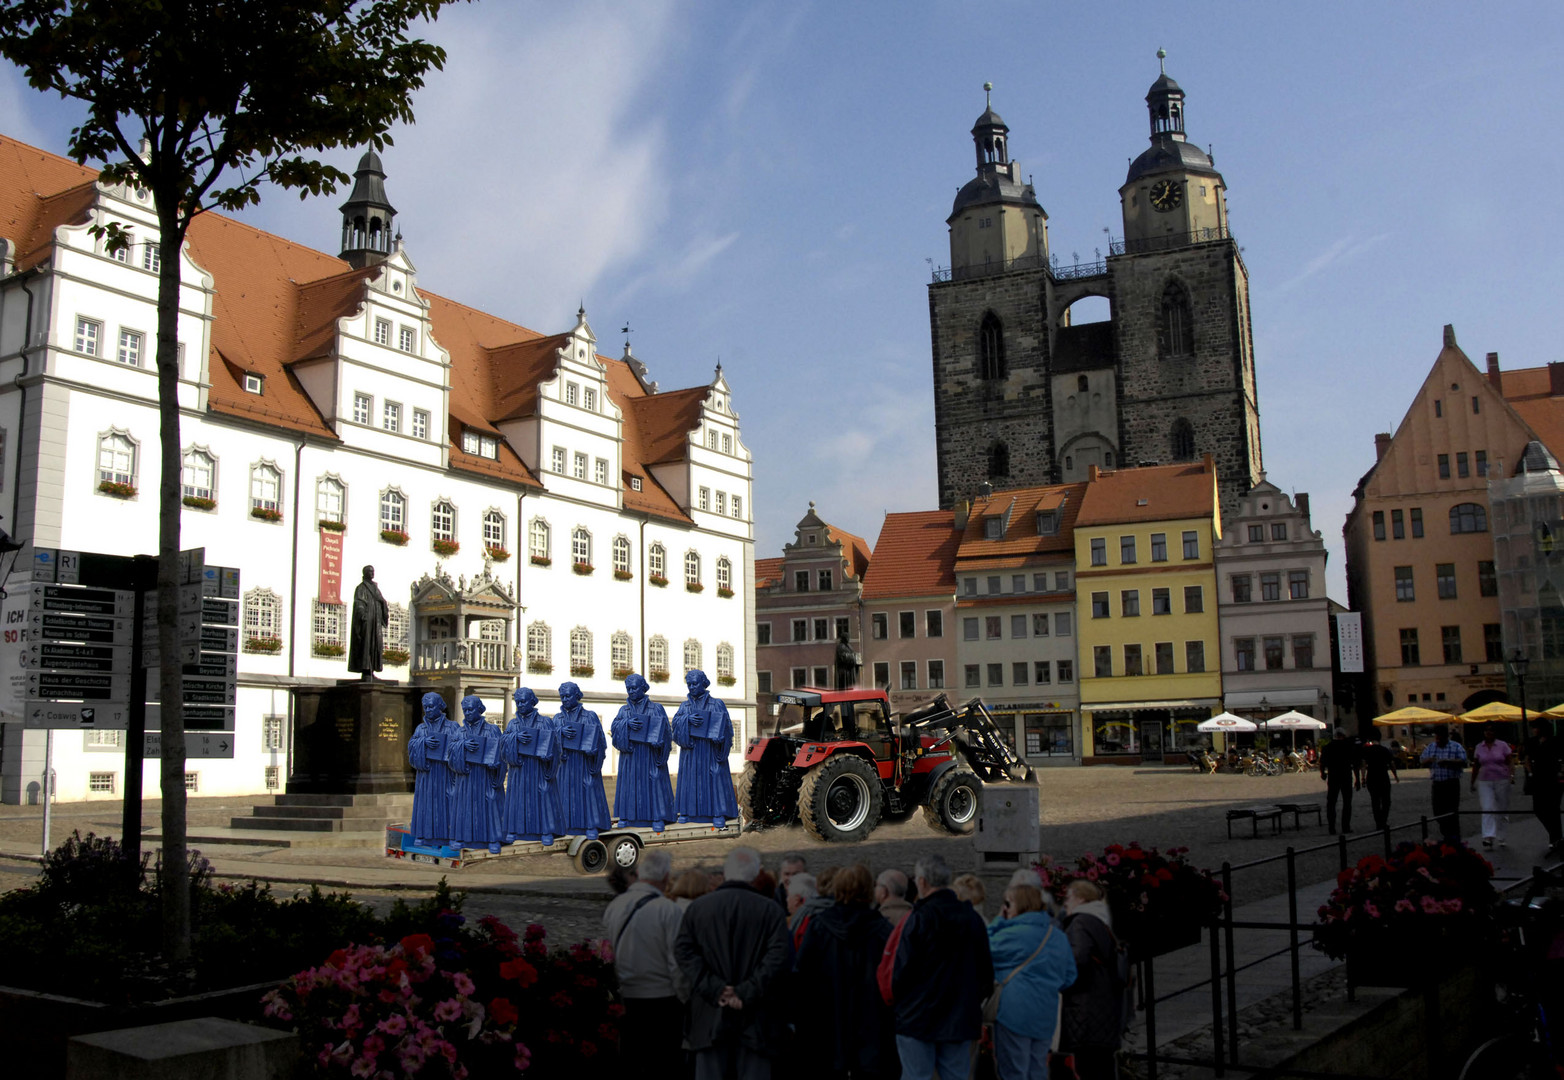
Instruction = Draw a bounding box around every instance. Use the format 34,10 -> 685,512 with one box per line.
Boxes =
862,511 -> 958,600
826,524 -> 872,581
1501,365 -> 1564,464
756,557 -> 785,589
0,137 -> 101,272
1074,458 -> 1216,527
955,483 -> 1086,561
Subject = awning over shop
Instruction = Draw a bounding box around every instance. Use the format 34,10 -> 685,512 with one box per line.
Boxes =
1082,699 -> 1220,712
985,702 -> 1076,714
1223,688 -> 1323,710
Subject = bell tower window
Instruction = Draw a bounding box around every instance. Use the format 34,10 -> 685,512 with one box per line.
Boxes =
988,441 -> 1010,479
1159,282 -> 1193,358
1170,419 -> 1195,461
978,312 -> 1006,380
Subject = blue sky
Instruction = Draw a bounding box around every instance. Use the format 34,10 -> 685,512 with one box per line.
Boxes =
4,2 -> 1563,599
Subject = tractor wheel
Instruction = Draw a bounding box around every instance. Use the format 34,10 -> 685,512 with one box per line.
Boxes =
922,768 -> 982,835
798,754 -> 884,843
737,761 -> 791,828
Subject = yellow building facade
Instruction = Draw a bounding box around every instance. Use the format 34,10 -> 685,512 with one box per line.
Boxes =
1074,459 -> 1223,763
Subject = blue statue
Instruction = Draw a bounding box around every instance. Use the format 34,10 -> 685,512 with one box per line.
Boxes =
408,691 -> 458,846
672,669 -> 739,827
610,673 -> 675,832
499,687 -> 564,845
554,681 -> 611,839
446,694 -> 504,853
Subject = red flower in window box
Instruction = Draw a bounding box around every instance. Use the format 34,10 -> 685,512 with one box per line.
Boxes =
570,664 -> 594,677
527,661 -> 554,674
486,545 -> 510,562
613,569 -> 633,581
243,635 -> 283,655
182,495 -> 216,511
250,506 -> 283,523
717,675 -> 736,687
717,586 -> 734,599
432,538 -> 460,557
312,642 -> 345,658
317,518 -> 346,532
573,562 -> 594,576
611,667 -> 634,679
685,582 -> 704,594
382,648 -> 410,666
380,529 -> 409,546
530,555 -> 552,567
649,574 -> 668,588
97,480 -> 136,499
648,669 -> 669,682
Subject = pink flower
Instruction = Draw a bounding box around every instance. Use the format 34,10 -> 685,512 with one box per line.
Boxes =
1420,896 -> 1439,914
514,1042 -> 533,1071
1362,902 -> 1380,918
351,1056 -> 376,1078
434,998 -> 463,1022
377,1014 -> 407,1037
1106,853 -> 1121,866
1447,898 -> 1463,913
452,972 -> 475,996
1394,898 -> 1414,914
363,1035 -> 385,1057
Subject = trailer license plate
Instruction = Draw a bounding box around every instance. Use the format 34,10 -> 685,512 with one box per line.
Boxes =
410,853 -> 439,865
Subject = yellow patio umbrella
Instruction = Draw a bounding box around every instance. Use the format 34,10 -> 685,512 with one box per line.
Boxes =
1457,701 -> 1546,724
1371,705 -> 1456,727
1543,704 -> 1564,718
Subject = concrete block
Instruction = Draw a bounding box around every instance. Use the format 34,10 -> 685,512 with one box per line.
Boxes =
67,1016 -> 297,1080
974,782 -> 1039,854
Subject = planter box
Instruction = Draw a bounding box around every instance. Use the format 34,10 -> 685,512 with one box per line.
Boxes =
1128,920 -> 1202,962
1344,931 -> 1431,989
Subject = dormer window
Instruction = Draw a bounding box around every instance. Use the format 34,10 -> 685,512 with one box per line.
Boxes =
984,517 -> 1003,540
1036,510 -> 1059,536
461,429 -> 499,459
244,373 -> 264,395
630,476 -> 643,492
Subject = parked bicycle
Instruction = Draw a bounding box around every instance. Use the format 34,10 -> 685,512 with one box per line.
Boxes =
1457,887 -> 1564,1079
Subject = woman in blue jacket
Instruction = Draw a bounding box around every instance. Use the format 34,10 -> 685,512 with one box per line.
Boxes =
986,884 -> 1078,1080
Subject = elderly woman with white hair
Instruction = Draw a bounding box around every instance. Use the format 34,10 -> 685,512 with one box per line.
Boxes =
603,848 -> 687,1063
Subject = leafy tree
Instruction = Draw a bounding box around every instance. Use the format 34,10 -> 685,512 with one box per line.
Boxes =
0,0 -> 465,963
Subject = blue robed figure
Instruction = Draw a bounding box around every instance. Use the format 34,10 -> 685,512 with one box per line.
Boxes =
408,692 -> 459,846
500,687 -> 564,845
610,673 -> 675,832
445,695 -> 504,852
672,669 -> 739,827
554,681 -> 611,839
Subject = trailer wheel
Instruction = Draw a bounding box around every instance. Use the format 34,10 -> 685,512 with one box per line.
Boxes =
798,754 -> 883,843
610,834 -> 641,870
573,839 -> 608,875
922,768 -> 981,835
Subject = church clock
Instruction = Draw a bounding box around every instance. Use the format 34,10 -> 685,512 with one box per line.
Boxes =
1149,179 -> 1182,212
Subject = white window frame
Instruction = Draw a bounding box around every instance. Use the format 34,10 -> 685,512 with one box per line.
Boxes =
353,392 -> 372,425
716,643 -> 735,681
244,372 -> 264,394
482,509 -> 506,551
462,429 -> 481,455
527,621 -> 552,667
684,638 -> 702,672
648,635 -> 669,674
649,543 -> 666,579
76,316 -> 102,356
374,318 -> 391,346
383,401 -> 401,433
572,526 -> 592,568
595,457 -> 609,485
312,599 -> 345,648
431,500 -> 456,543
699,486 -> 710,511
142,242 -> 161,273
89,771 -> 116,793
722,433 -> 732,454
249,461 -> 283,516
685,550 -> 701,586
566,381 -> 579,406
612,535 -> 631,575
551,446 -> 566,473
181,446 -> 215,502
611,631 -> 633,674
117,328 -> 143,367
412,408 -> 430,440
573,451 -> 588,480
244,587 -> 282,645
387,603 -> 410,654
262,716 -> 286,752
97,429 -> 137,489
316,475 -> 346,528
379,488 -> 406,534
398,324 -> 416,352
717,557 -> 732,592
733,494 -> 743,519
529,518 -> 551,561
584,387 -> 597,411
570,627 -> 593,672
715,491 -> 726,515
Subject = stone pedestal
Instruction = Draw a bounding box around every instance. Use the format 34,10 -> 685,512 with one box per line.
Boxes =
971,783 -> 1042,920
288,682 -> 456,794
67,1017 -> 297,1080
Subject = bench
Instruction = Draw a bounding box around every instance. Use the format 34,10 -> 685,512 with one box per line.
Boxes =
1273,802 -> 1324,830
1226,805 -> 1285,839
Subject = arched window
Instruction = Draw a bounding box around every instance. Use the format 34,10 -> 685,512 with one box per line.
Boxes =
243,588 -> 282,647
529,518 -> 551,562
482,509 -> 506,553
684,638 -> 702,673
387,604 -> 410,655
988,441 -> 1010,478
316,476 -> 345,528
717,557 -> 733,593
978,311 -> 1006,380
570,627 -> 593,675
250,462 -> 282,518
527,622 -> 552,670
649,542 -> 666,581
97,431 -> 137,489
613,535 -> 631,576
648,635 -> 669,677
1170,419 -> 1196,461
431,500 -> 456,542
477,619 -> 506,642
716,643 -> 735,682
1077,375 -> 1089,393
572,527 -> 592,568
1160,282 -> 1193,357
181,448 -> 215,504
1450,503 -> 1488,534
379,489 -> 406,534
611,632 -> 633,675
685,550 -> 702,587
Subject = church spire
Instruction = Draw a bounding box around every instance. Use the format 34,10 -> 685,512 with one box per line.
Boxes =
1145,49 -> 1187,142
971,81 -> 1010,171
339,150 -> 398,269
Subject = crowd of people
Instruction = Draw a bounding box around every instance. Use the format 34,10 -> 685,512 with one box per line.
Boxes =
603,846 -> 1127,1080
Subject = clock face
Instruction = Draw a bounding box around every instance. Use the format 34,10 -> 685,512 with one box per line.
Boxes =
1149,179 -> 1183,212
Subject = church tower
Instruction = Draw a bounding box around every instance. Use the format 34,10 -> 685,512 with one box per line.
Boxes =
339,150 -> 397,269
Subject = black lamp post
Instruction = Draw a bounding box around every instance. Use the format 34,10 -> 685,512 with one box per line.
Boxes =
1509,649 -> 1533,732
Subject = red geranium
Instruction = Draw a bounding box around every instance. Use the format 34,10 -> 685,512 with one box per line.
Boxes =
399,933 -> 435,957
489,997 -> 519,1026
499,958 -> 539,988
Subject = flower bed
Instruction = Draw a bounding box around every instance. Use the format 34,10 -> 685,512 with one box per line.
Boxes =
432,539 -> 460,557
382,648 -> 410,666
529,555 -> 552,568
318,519 -> 347,533
98,480 -> 136,499
1035,843 -> 1224,959
572,562 -> 594,576
486,546 -> 510,562
381,529 -> 409,546
251,506 -> 283,523
182,495 -> 216,511
243,636 -> 284,655
1313,841 -> 1496,963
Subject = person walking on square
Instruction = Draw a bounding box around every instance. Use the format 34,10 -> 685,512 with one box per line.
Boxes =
889,854 -> 994,1080
1471,722 -> 1516,849
1526,718 -> 1564,852
1320,727 -> 1361,834
1421,725 -> 1468,843
1360,731 -> 1400,831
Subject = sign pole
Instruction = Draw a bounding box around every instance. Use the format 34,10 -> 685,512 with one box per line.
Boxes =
122,556 -> 153,866
41,727 -> 52,856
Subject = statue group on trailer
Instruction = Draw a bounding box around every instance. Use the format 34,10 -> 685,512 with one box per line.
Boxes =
407,670 -> 738,851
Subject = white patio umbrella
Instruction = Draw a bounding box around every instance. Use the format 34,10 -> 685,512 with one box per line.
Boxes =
1197,712 -> 1258,732
1261,710 -> 1329,751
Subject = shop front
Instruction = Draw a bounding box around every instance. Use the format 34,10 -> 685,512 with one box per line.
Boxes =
1082,700 -> 1219,765
986,702 -> 1080,765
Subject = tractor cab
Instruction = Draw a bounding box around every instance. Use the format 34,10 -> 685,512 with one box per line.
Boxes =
767,688 -> 897,756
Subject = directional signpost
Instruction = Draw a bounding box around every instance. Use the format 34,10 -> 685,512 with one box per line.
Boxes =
145,560 -> 238,745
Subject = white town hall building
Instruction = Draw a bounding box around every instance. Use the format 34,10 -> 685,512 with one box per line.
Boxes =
0,136 -> 756,803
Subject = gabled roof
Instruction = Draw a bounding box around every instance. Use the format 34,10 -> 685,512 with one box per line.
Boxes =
1074,457 -> 1216,527
829,524 -> 872,581
956,484 -> 1085,560
756,557 -> 785,589
0,137 -> 102,272
1498,365 -> 1564,465
862,511 -> 958,600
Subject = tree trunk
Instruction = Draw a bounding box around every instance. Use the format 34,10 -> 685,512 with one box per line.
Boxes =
155,193 -> 189,964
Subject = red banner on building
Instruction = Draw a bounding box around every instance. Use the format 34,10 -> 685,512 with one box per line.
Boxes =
320,529 -> 343,603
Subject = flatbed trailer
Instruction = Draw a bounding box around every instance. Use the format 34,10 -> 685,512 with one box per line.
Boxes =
386,820 -> 743,875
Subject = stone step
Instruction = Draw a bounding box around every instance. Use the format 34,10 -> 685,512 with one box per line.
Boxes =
249,803 -> 401,821
272,792 -> 413,808
230,815 -> 361,832
152,827 -> 387,849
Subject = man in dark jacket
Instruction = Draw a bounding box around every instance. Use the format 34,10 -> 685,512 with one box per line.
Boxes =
676,845 -> 791,1080
890,853 -> 994,1080
1320,728 -> 1361,834
795,864 -> 895,1079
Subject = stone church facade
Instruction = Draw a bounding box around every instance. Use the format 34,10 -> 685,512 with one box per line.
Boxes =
930,61 -> 1263,519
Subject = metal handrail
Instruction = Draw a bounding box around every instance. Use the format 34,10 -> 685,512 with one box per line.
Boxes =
1109,226 -> 1231,255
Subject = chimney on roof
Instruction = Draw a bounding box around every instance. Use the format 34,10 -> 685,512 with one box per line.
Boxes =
1374,432 -> 1391,461
954,500 -> 971,531
1550,362 -> 1564,398
1295,492 -> 1311,524
1486,351 -> 1502,392
1443,324 -> 1457,348
978,481 -> 993,499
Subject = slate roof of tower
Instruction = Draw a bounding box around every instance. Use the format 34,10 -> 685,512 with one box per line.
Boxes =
0,133 -> 712,525
862,511 -> 959,600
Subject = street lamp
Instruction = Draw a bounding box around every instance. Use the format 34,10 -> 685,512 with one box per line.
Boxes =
1508,649 -> 1535,732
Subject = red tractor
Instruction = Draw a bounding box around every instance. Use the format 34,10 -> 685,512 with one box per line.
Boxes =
738,688 -> 1035,843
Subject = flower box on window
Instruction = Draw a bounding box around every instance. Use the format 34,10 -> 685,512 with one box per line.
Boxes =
570,664 -> 594,677
380,529 -> 409,546
649,669 -> 670,683
486,546 -> 511,562
717,586 -> 734,599
612,667 -> 634,679
432,539 -> 461,557
649,574 -> 668,588
613,569 -> 633,581
717,675 -> 737,687
312,642 -> 345,658
382,648 -> 410,666
572,562 -> 594,576
250,506 -> 283,523
527,661 -> 554,674
182,495 -> 216,512
318,519 -> 347,532
98,480 -> 136,499
243,636 -> 283,655
686,582 -> 704,594
530,555 -> 552,567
